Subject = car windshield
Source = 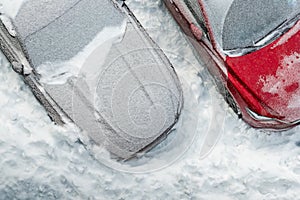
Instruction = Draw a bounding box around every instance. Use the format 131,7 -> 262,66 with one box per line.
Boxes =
201,0 -> 300,51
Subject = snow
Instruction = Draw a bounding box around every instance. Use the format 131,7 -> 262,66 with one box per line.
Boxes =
261,52 -> 300,120
0,0 -> 299,199
36,20 -> 127,85
0,0 -> 25,18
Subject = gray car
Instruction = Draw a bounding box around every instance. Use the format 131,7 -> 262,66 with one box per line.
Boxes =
0,0 -> 183,159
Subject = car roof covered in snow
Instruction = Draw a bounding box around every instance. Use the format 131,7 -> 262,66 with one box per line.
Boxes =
9,0 -> 183,159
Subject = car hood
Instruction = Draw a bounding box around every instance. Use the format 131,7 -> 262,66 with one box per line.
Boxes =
226,20 -> 300,122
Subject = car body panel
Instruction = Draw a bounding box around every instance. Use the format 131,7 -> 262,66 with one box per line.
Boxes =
0,0 -> 183,159
165,0 -> 300,129
226,21 -> 300,123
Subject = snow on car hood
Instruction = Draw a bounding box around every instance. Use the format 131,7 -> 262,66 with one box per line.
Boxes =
261,52 -> 300,120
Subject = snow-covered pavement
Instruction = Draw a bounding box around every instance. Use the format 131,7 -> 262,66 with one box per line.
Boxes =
0,0 -> 299,199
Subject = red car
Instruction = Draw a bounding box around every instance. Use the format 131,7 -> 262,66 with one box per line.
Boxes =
165,0 -> 300,130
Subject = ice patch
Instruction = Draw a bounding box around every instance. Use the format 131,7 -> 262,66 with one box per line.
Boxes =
36,20 -> 127,85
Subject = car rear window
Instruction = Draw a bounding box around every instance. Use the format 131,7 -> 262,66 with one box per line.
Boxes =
201,0 -> 300,51
222,0 -> 300,50
201,0 -> 234,47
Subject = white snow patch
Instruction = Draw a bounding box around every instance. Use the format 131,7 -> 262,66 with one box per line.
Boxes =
261,52 -> 300,118
0,0 -> 26,18
36,20 -> 127,85
289,94 -> 300,108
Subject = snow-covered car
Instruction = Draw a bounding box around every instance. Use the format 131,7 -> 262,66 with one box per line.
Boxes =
165,0 -> 300,130
0,0 -> 183,159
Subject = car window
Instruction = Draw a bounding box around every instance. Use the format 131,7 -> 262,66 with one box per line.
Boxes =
201,0 -> 300,51
201,0 -> 234,47
222,0 -> 300,50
